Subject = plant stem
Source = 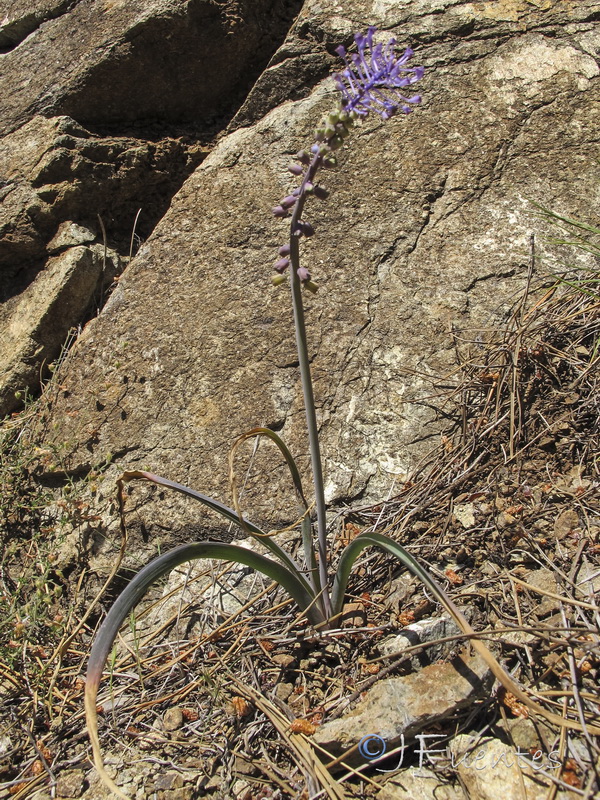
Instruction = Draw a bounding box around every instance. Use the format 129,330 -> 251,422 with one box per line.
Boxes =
288,154 -> 333,620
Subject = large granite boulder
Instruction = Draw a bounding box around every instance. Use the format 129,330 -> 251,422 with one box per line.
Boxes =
9,0 -> 600,560
0,0 -> 301,415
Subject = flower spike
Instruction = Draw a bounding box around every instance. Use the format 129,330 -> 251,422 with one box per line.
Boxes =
271,27 -> 423,284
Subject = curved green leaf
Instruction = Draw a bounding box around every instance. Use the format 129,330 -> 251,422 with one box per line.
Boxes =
86,541 -> 324,799
118,471 -> 304,576
331,531 -> 443,618
229,427 -> 309,511
331,532 -> 600,736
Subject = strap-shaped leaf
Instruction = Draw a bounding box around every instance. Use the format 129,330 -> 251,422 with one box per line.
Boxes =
86,541 -> 324,799
118,470 -> 304,576
228,428 -> 322,595
229,427 -> 309,512
331,532 -> 600,736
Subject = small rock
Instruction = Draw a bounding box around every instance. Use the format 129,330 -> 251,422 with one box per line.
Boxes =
379,616 -> 462,668
341,602 -> 366,628
165,790 -> 192,800
163,707 -> 184,731
496,511 -> 516,529
154,771 -> 184,792
497,717 -> 550,752
453,503 -> 476,529
234,755 -> 259,776
272,653 -> 296,668
576,559 -> 600,594
314,652 -> 494,764
384,575 -> 418,611
553,509 -> 580,539
450,734 -> 556,800
554,466 -> 591,494
378,767 -> 463,800
275,682 -> 294,701
0,734 -> 12,758
231,778 -> 251,798
47,222 -> 96,253
522,568 -> 558,616
55,770 -> 85,798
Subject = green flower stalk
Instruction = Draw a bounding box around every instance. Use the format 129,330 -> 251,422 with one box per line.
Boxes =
85,31 -> 599,800
271,28 -> 424,619
84,29 -> 433,798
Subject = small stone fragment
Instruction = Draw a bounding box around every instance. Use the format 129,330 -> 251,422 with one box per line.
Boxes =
154,771 -> 184,792
378,767 -> 463,800
341,602 -> 366,628
553,509 -> 580,539
272,653 -> 296,668
55,770 -> 85,798
163,707 -> 184,731
496,511 -> 516,529
453,503 -> 475,529
522,568 -> 559,616
275,682 -> 294,701
450,734 -> 555,800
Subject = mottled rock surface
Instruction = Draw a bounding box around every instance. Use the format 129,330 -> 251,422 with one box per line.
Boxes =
2,0 -> 599,566
449,733 -> 569,800
34,0 -> 600,566
313,651 -> 494,761
0,0 -> 301,414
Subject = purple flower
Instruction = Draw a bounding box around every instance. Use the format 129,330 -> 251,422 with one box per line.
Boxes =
274,257 -> 290,273
296,221 -> 315,237
334,27 -> 423,119
271,27 -> 424,288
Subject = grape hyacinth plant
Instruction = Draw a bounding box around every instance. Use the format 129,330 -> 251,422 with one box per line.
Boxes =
85,27 -> 588,799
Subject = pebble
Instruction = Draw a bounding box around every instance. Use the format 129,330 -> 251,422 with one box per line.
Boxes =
163,707 -> 184,731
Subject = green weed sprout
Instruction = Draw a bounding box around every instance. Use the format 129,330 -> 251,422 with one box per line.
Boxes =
85,28 -> 599,799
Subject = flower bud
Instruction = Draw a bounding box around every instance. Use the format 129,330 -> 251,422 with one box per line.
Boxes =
297,267 -> 311,282
274,257 -> 290,273
304,280 -> 319,294
323,155 -> 338,168
311,143 -> 320,154
298,221 -> 315,237
329,135 -> 344,150
272,205 -> 289,217
304,182 -> 314,193
314,128 -> 326,141
296,150 -> 311,165
278,244 -> 291,256
280,195 -> 297,208
272,274 -> 287,286
287,164 -> 303,175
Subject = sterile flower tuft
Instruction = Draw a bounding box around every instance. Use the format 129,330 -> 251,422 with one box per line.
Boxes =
271,27 -> 423,285
334,27 -> 423,119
